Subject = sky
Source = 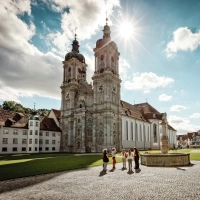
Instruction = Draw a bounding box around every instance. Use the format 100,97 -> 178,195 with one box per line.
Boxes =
0,0 -> 200,135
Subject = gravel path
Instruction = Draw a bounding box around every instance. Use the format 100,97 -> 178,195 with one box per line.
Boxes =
0,161 -> 200,200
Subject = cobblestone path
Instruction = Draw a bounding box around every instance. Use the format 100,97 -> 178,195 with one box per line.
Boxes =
0,161 -> 200,200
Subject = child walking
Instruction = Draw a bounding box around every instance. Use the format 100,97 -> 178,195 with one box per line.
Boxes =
111,147 -> 117,169
127,149 -> 134,172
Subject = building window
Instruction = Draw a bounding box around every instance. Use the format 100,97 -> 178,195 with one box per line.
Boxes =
35,130 -> 38,135
52,133 -> 56,137
153,123 -> 157,142
135,123 -> 138,141
78,118 -> 80,123
12,147 -> 17,152
3,138 -> 8,144
36,122 -> 39,127
29,139 -> 32,144
39,139 -> 43,144
30,121 -> 33,126
45,140 -> 49,144
52,140 -> 56,144
39,147 -> 42,151
30,130 -> 33,135
46,132 -> 49,136
22,147 -> 26,151
131,122 -> 133,141
23,130 -> 27,135
126,121 -> 128,140
140,124 -> 142,141
35,147 -> 37,151
143,125 -> 146,142
22,139 -> 27,144
35,139 -> 38,144
29,147 -> 32,151
13,138 -> 18,144
3,129 -> 9,134
52,147 -> 55,151
2,147 -> 7,152
39,131 -> 43,136
13,129 -> 18,135
45,147 -> 49,151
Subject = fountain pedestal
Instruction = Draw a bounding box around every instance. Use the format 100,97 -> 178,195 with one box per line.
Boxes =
141,113 -> 190,167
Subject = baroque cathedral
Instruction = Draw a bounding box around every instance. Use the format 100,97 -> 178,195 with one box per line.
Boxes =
59,21 -> 177,153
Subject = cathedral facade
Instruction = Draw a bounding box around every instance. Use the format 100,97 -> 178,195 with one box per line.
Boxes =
60,22 -> 177,153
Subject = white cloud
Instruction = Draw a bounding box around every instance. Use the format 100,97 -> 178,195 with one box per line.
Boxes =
168,115 -> 200,135
166,27 -> 200,57
119,57 -> 131,80
0,1 -> 63,101
170,105 -> 187,112
189,113 -> 200,119
124,72 -> 174,92
46,0 -> 121,53
159,94 -> 172,101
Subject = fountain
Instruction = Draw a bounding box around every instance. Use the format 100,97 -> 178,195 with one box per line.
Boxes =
140,113 -> 190,166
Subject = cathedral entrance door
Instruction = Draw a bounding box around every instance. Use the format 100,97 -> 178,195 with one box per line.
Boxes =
86,141 -> 92,153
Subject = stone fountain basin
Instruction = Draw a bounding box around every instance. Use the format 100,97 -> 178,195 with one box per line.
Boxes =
140,153 -> 190,167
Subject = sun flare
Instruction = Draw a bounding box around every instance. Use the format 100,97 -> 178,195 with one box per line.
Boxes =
118,21 -> 134,39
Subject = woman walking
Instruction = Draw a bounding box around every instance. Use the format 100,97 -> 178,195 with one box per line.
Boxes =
120,149 -> 127,170
102,149 -> 109,172
127,149 -> 134,172
133,147 -> 140,169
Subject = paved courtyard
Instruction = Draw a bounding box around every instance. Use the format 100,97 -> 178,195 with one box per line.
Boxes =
0,161 -> 200,200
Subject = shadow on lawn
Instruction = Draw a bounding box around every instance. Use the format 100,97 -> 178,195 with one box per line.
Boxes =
0,153 -> 103,194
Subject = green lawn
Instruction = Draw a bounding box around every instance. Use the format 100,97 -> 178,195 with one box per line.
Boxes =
0,149 -> 199,181
0,153 -> 121,181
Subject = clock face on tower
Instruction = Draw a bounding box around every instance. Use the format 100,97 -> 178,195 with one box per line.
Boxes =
99,85 -> 104,91
65,93 -> 69,99
112,85 -> 116,92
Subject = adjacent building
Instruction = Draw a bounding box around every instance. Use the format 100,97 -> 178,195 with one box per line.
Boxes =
0,109 -> 61,154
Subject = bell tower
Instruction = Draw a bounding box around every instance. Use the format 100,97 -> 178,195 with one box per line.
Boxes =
60,33 -> 88,152
92,18 -> 122,152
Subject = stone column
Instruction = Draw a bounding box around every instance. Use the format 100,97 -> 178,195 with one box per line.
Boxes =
161,113 -> 169,154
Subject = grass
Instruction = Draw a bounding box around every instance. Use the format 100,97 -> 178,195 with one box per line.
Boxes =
0,153 -> 121,181
0,149 -> 199,181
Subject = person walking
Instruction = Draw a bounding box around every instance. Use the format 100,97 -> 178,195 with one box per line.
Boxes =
133,147 -> 140,169
127,149 -> 134,172
120,149 -> 127,170
102,148 -> 109,172
111,147 -> 117,169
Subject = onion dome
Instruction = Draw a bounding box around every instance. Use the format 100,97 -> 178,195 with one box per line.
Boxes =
29,111 -> 40,120
65,34 -> 85,63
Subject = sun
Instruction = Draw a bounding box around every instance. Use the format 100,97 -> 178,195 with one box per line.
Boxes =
118,21 -> 135,39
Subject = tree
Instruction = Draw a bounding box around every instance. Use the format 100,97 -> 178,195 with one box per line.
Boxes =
2,101 -> 16,111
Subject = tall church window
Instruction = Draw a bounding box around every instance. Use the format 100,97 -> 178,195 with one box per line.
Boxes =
140,124 -> 142,141
135,123 -> 138,141
143,125 -> 146,142
131,122 -> 133,141
101,55 -> 104,60
126,121 -> 128,140
153,123 -> 157,142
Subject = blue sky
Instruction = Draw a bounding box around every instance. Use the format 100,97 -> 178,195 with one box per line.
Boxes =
0,0 -> 200,135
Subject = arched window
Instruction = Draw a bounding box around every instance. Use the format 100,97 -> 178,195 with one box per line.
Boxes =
135,123 -> 138,141
131,122 -> 133,141
126,121 -> 128,140
153,123 -> 157,142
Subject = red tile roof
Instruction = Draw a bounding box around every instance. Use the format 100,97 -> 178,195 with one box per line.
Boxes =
40,117 -> 61,132
0,110 -> 29,128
